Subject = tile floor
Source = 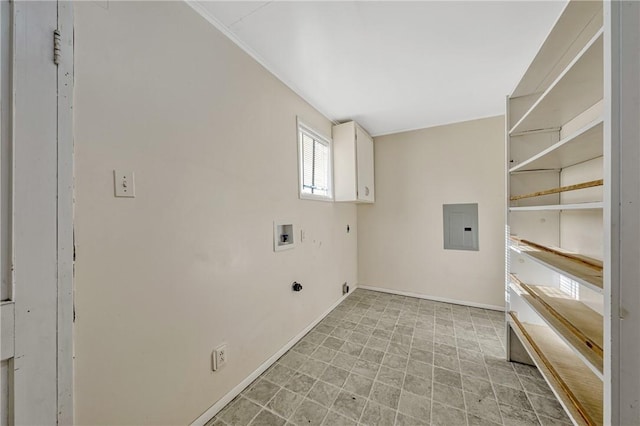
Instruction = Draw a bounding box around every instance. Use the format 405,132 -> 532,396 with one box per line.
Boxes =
208,289 -> 572,426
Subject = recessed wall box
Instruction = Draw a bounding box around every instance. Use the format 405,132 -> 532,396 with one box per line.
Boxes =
274,221 -> 295,251
443,203 -> 479,251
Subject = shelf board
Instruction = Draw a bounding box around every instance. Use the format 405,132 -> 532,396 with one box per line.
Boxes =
510,119 -> 603,173
509,313 -> 603,426
510,169 -> 561,175
509,202 -> 603,212
510,30 -> 603,135
509,237 -> 603,293
509,274 -> 603,378
511,1 -> 603,98
510,179 -> 603,201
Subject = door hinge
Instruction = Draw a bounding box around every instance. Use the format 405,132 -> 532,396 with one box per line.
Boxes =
53,29 -> 61,65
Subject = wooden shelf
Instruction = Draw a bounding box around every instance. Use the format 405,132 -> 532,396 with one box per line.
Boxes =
510,179 -> 603,201
509,274 -> 603,377
510,30 -> 603,135
509,313 -> 603,426
510,202 -> 603,212
509,237 -> 603,293
510,119 -> 603,173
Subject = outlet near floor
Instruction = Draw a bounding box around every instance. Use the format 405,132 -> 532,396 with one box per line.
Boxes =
212,344 -> 227,371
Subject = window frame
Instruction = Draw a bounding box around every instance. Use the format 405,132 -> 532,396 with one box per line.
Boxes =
297,119 -> 334,202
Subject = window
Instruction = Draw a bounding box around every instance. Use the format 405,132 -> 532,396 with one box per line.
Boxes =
559,275 -> 580,300
298,121 -> 332,200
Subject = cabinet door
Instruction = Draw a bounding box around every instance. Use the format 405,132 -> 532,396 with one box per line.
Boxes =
356,126 -> 375,202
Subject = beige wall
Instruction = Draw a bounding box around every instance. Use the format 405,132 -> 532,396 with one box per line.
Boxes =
73,2 -> 357,424
357,116 -> 505,309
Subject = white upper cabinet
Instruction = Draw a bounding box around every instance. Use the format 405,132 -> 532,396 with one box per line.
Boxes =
333,121 -> 375,203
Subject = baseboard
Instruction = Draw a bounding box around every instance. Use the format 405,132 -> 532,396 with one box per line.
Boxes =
190,286 -> 358,426
357,285 -> 505,312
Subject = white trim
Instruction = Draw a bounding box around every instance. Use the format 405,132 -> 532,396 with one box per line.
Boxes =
298,193 -> 334,203
357,285 -> 505,312
1,301 -> 14,361
297,120 -> 331,144
190,287 -> 357,426
56,1 -> 74,423
605,2 -> 640,423
12,2 -> 60,423
0,0 -> 14,305
184,1 -> 337,127
603,4 -> 616,423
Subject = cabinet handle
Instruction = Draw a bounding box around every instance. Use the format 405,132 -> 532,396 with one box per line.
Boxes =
365,186 -> 370,196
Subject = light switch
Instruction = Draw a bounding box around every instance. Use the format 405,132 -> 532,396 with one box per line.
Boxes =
114,170 -> 135,198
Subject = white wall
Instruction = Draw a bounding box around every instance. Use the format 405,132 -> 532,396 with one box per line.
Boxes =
73,2 -> 357,424
357,116 -> 505,309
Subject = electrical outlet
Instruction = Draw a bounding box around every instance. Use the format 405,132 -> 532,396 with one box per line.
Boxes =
212,344 -> 227,371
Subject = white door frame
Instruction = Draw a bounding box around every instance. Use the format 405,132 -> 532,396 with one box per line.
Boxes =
0,1 -> 74,424
56,2 -> 75,424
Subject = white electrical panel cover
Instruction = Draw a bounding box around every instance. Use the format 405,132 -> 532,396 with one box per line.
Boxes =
443,203 -> 479,251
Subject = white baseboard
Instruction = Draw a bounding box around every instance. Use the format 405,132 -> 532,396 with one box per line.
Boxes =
190,287 -> 357,426
357,285 -> 505,312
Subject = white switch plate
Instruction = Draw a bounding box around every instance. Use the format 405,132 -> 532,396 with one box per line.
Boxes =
114,170 -> 135,198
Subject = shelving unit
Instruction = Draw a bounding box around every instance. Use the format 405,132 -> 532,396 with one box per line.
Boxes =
509,119 -> 603,173
509,313 -> 603,426
505,1 -> 611,424
509,237 -> 603,293
509,274 -> 603,377
510,30 -> 603,135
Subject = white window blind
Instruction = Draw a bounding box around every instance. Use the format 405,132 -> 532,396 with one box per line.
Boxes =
298,123 -> 332,200
559,275 -> 580,300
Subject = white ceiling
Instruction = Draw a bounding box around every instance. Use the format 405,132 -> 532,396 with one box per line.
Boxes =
191,1 -> 567,136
